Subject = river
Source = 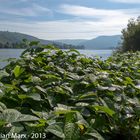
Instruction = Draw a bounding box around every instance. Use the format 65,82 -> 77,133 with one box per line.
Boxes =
0,49 -> 113,68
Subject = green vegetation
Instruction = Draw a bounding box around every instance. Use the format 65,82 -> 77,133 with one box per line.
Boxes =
0,44 -> 140,140
118,16 -> 140,52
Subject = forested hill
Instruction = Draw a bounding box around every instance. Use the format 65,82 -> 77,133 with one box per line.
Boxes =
81,35 -> 121,49
0,31 -> 84,49
0,31 -> 39,43
57,35 -> 121,50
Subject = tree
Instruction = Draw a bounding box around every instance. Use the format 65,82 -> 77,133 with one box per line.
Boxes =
118,16 -> 140,52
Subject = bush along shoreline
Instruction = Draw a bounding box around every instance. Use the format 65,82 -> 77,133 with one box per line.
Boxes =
0,44 -> 140,140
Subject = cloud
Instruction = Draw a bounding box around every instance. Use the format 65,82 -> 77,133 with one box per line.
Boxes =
59,4 -> 139,19
32,4 -> 51,13
0,4 -> 139,40
0,4 -> 139,39
107,0 -> 140,4
59,4 -> 124,18
0,3 -> 52,17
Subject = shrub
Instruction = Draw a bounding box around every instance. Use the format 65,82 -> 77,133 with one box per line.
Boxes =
0,45 -> 140,139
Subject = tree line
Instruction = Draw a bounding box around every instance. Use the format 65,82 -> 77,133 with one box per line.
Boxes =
0,41 -> 85,49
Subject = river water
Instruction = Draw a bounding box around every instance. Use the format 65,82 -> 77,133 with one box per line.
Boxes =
0,49 -> 113,68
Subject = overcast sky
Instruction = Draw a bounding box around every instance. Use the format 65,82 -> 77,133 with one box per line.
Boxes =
0,0 -> 139,40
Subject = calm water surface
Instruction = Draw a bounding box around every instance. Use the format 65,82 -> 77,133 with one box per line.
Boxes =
0,49 -> 113,68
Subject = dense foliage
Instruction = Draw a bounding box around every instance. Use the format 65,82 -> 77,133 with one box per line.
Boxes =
118,16 -> 140,52
0,45 -> 140,140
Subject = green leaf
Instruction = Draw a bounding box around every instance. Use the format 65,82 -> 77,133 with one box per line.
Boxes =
0,109 -> 39,123
20,85 -> 28,92
46,124 -> 65,138
125,77 -> 133,85
8,123 -> 24,134
0,102 -> 7,112
134,105 -> 140,117
86,129 -> 104,140
92,105 -> 115,116
54,104 -> 77,115
28,93 -> 41,101
13,65 -> 24,78
35,85 -> 46,93
18,114 -> 39,122
67,49 -> 81,55
18,93 -> 41,101
64,123 -> 79,140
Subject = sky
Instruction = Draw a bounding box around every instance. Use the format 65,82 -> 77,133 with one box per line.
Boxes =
0,0 -> 140,40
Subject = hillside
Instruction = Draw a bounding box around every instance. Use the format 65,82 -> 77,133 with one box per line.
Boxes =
81,35 -> 121,49
0,31 -> 121,50
0,31 -> 52,44
0,31 -> 84,49
56,35 -> 121,50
